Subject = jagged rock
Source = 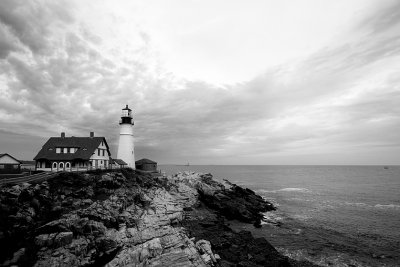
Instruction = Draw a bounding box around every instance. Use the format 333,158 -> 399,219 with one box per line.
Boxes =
35,232 -> 73,248
54,232 -> 74,247
1,170 -> 313,267
196,239 -> 217,264
35,233 -> 56,247
8,247 -> 26,265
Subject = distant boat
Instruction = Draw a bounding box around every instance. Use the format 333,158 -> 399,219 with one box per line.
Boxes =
185,162 -> 190,166
384,166 -> 389,169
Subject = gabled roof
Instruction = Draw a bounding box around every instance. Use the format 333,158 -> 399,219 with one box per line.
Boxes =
0,153 -> 22,164
135,158 -> 157,164
111,159 -> 127,165
33,137 -> 110,161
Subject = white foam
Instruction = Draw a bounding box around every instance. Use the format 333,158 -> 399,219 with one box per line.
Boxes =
279,188 -> 310,192
345,202 -> 369,207
257,188 -> 311,194
374,204 -> 400,209
291,214 -> 311,221
261,212 -> 283,226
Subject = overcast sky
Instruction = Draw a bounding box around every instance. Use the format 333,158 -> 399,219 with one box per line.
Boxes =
1,0 -> 399,165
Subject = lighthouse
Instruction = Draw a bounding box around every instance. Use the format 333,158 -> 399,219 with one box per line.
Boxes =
117,105 -> 135,169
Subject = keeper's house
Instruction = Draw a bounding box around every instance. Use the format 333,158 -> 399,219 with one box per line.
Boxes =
34,132 -> 111,172
0,153 -> 22,174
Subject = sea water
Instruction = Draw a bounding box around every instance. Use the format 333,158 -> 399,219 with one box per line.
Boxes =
160,165 -> 400,267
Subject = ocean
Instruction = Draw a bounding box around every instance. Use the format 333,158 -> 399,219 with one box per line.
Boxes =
159,165 -> 400,267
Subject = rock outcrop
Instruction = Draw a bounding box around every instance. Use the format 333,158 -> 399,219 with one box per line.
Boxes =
0,170 -> 315,267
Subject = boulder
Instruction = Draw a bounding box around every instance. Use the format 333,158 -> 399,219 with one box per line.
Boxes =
35,232 -> 73,248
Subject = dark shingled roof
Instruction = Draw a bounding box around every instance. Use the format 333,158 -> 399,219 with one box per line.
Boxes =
111,159 -> 127,165
135,158 -> 157,164
33,137 -> 110,161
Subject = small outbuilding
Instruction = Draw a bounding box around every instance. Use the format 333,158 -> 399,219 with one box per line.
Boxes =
111,158 -> 127,169
0,153 -> 22,174
135,158 -> 157,172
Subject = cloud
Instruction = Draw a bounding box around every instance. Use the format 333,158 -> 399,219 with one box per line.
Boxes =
0,0 -> 399,165
0,0 -> 73,56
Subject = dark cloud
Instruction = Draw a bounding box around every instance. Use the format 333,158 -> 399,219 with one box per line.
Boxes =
0,0 -> 73,55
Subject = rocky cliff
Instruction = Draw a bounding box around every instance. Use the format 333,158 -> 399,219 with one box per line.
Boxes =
0,170 -> 317,267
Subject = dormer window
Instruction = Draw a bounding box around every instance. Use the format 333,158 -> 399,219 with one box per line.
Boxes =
63,148 -> 68,154
83,148 -> 87,151
56,148 -> 61,153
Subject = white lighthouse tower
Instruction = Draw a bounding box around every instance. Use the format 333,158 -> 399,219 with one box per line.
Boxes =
117,105 -> 135,169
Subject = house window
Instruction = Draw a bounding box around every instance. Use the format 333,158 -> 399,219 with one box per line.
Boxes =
102,150 -> 105,156
0,164 -> 4,169
97,149 -> 100,156
56,148 -> 61,153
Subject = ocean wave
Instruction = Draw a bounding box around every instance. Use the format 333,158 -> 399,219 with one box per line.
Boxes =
345,202 -> 369,207
257,188 -> 311,194
277,248 -> 367,267
279,188 -> 311,192
374,204 -> 400,209
291,214 -> 311,221
261,196 -> 280,206
261,212 -> 283,226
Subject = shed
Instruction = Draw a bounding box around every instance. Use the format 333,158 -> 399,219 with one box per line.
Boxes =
0,153 -> 22,174
135,158 -> 157,172
111,158 -> 127,169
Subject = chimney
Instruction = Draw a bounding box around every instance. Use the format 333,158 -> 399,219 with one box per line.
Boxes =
90,132 -> 94,138
61,132 -> 65,138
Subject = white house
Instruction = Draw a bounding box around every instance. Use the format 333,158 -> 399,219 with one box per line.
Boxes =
0,153 -> 22,174
34,132 -> 111,172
